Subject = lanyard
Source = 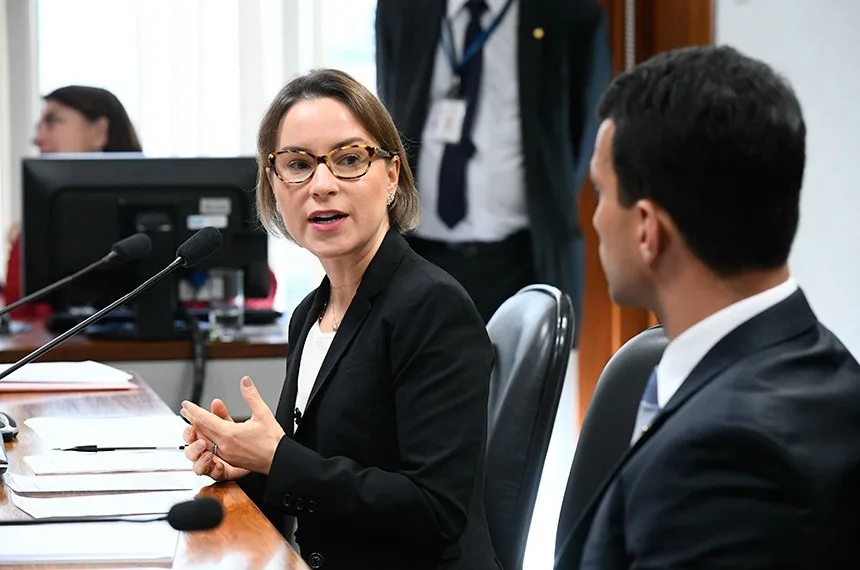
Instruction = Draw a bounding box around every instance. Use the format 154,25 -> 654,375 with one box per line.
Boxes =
440,0 -> 516,78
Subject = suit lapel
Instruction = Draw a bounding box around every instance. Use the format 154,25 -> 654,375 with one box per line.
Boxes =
402,0 -> 446,161
411,0 -> 446,62
517,0 -> 546,125
295,230 -> 410,434
562,290 -> 819,564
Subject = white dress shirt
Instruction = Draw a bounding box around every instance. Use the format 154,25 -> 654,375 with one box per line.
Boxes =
295,322 -> 334,430
415,0 -> 528,243
655,278 -> 799,407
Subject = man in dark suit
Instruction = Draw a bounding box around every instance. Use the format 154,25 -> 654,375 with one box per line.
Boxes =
375,0 -> 610,336
555,45 -> 860,569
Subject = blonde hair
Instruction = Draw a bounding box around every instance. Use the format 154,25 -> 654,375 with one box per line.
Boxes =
256,69 -> 420,241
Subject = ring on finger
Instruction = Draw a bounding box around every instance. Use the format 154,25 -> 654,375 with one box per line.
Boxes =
212,443 -> 219,457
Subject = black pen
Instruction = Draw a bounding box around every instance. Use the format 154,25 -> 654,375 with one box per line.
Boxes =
57,445 -> 187,452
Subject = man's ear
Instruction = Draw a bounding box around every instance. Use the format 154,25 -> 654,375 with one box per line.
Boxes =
635,199 -> 663,266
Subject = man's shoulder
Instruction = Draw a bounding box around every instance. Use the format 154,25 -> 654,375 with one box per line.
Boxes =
652,322 -> 860,459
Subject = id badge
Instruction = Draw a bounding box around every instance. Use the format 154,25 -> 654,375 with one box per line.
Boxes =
425,98 -> 467,144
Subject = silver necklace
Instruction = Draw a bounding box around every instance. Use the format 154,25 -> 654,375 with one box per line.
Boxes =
319,302 -> 340,332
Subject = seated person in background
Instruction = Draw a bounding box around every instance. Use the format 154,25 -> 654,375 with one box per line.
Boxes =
5,85 -> 141,320
180,69 -> 500,570
32,85 -> 142,154
555,45 -> 860,569
5,85 -> 277,320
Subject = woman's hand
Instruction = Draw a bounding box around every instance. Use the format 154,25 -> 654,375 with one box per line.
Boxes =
181,376 -> 286,476
183,398 -> 250,481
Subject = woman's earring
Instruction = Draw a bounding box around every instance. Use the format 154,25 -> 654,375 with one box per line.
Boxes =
386,193 -> 395,207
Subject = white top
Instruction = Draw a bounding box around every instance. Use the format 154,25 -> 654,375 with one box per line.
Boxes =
295,322 -> 335,430
655,278 -> 799,408
415,0 -> 528,242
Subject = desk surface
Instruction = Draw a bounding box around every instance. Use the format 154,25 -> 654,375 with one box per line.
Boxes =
0,320 -> 289,363
0,379 -> 309,569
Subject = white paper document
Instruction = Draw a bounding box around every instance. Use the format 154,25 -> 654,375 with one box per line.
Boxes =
25,414 -> 187,449
0,520 -> 179,565
0,360 -> 136,392
25,450 -> 192,475
9,489 -> 195,519
3,471 -> 208,493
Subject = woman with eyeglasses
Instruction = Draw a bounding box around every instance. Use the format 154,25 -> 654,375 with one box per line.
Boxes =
180,69 -> 500,570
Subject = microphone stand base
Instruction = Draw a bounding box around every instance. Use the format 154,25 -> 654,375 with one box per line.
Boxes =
0,315 -> 32,336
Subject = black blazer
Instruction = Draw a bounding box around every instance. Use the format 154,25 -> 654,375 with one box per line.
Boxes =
239,230 -> 500,570
555,290 -> 860,569
375,0 -> 611,323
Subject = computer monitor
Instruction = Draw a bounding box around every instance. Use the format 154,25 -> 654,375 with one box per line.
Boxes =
21,154 -> 269,340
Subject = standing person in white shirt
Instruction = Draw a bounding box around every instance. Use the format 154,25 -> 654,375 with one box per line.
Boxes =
556,45 -> 860,570
376,0 -> 611,337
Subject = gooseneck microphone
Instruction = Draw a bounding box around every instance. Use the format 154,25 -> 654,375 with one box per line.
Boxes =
0,497 -> 224,531
0,233 -> 153,319
0,227 -> 223,382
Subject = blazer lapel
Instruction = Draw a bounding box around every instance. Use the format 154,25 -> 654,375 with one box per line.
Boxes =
561,290 -> 819,565
296,230 -> 410,432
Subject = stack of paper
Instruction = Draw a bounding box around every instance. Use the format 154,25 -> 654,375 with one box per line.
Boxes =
2,414 -> 207,548
9,489 -> 195,519
24,450 -> 192,474
0,360 -> 136,392
4,471 -> 206,493
24,415 -> 188,450
0,520 -> 180,565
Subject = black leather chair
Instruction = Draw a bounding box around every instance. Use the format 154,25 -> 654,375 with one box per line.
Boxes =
555,325 -> 669,560
484,284 -> 574,570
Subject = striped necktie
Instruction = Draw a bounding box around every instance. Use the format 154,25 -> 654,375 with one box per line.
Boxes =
630,368 -> 660,445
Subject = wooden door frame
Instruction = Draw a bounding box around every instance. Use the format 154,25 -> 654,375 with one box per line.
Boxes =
577,0 -> 714,423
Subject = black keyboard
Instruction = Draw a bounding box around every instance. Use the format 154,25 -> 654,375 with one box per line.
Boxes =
46,307 -> 282,334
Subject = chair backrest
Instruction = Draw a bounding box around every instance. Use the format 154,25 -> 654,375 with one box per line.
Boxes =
484,284 -> 574,570
555,325 -> 669,555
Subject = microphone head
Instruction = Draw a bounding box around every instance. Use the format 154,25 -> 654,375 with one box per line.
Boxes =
177,227 -> 223,267
110,233 -> 152,262
166,497 -> 223,531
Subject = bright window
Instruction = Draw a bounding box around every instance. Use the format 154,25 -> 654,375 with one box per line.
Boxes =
36,0 -> 377,317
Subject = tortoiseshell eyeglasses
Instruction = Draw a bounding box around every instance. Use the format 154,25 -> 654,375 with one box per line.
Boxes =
268,144 -> 395,184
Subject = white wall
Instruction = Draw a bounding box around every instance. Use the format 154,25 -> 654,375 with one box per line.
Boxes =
0,2 -> 12,276
3,0 -> 39,282
716,0 -> 860,357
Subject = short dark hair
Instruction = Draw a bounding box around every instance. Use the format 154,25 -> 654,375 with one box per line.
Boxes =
256,69 -> 420,240
45,85 -> 142,152
597,45 -> 806,276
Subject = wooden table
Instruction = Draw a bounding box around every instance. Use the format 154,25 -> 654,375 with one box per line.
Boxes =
0,319 -> 291,413
0,319 -> 289,363
0,378 -> 309,569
